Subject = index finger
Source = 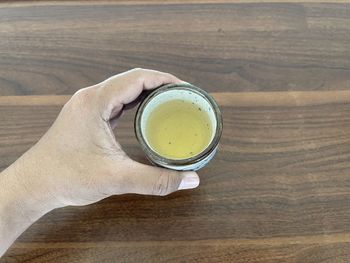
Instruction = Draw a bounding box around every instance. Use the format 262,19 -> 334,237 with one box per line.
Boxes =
97,68 -> 182,120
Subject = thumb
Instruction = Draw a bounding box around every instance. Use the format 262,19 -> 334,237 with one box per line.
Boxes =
127,162 -> 199,196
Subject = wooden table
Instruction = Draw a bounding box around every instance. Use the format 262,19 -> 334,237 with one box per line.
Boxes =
1,1 -> 350,262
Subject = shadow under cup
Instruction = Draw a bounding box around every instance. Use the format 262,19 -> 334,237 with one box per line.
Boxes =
135,83 -> 223,171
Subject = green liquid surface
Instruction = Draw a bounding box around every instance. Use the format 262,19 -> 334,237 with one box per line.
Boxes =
146,99 -> 212,159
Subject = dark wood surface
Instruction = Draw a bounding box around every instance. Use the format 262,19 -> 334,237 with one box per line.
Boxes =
1,1 -> 350,262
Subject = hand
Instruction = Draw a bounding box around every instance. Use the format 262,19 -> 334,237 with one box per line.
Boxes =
10,68 -> 200,208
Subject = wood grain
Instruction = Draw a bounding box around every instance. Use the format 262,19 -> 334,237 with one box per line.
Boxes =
5,242 -> 350,263
1,2 -> 350,95
2,1 -> 350,262
2,91 -> 350,262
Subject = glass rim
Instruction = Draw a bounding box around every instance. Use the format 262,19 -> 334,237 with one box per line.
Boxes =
134,83 -> 223,166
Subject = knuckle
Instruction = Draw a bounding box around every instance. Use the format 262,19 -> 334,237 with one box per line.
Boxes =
128,68 -> 144,79
69,87 -> 95,109
72,87 -> 91,101
131,67 -> 143,73
153,172 -> 172,196
61,88 -> 96,117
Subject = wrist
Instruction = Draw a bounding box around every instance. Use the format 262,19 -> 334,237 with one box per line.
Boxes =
0,151 -> 62,255
0,145 -> 65,256
0,149 -> 63,245
1,150 -> 63,215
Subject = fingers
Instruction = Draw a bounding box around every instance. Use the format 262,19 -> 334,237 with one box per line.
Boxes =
97,68 -> 182,121
123,161 -> 199,196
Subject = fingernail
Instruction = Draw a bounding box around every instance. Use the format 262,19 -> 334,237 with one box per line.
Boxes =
178,172 -> 200,190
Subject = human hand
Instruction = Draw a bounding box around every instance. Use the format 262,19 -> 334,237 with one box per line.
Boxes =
11,68 -> 200,208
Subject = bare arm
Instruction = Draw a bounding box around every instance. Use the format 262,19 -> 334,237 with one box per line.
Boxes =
0,68 -> 199,257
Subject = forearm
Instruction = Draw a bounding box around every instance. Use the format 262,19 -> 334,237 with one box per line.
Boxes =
0,69 -> 200,258
0,153 -> 60,257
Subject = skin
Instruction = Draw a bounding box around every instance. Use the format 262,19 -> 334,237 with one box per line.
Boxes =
0,68 -> 200,257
